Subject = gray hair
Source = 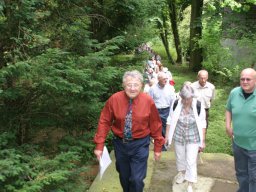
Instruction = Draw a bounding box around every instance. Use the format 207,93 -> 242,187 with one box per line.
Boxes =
179,82 -> 194,99
157,71 -> 167,79
198,69 -> 208,77
123,70 -> 143,84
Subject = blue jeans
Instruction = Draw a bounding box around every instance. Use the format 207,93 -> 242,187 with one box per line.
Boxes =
113,135 -> 150,192
233,141 -> 256,192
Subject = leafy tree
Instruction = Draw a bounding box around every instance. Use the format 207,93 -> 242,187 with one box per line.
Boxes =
151,14 -> 175,65
0,0 -> 127,144
200,0 -> 256,85
88,0 -> 166,51
0,132 -> 89,192
0,0 -> 139,190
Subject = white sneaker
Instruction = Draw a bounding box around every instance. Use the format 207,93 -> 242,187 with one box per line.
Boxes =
175,172 -> 185,184
187,185 -> 193,192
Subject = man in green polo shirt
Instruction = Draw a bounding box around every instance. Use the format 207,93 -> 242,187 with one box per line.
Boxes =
225,68 -> 256,192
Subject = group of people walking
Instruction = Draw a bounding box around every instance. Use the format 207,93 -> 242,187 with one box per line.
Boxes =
146,68 -> 214,192
143,54 -> 175,94
93,60 -> 256,192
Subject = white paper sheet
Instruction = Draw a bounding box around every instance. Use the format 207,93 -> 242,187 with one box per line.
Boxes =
99,146 -> 112,180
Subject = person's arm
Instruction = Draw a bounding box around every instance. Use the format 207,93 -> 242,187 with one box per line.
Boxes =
149,101 -> 165,158
165,124 -> 170,145
165,101 -> 175,145
154,152 -> 161,161
225,110 -> 233,138
94,149 -> 103,161
200,128 -> 206,152
148,86 -> 154,99
210,85 -> 216,103
93,98 -> 113,160
198,102 -> 206,151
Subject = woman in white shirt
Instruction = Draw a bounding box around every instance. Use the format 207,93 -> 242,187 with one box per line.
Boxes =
165,82 -> 206,192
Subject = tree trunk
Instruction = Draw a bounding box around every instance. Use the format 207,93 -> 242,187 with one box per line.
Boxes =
159,31 -> 175,65
155,17 -> 175,65
162,14 -> 175,65
189,0 -> 203,72
168,0 -> 182,64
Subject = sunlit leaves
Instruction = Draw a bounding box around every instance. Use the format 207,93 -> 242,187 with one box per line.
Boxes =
221,0 -> 255,11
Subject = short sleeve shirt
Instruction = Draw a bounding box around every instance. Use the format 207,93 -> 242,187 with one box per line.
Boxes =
226,87 -> 256,150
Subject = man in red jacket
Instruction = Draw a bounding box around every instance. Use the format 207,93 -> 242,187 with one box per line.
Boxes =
94,70 -> 165,192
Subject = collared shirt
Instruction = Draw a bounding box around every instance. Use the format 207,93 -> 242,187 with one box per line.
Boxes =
191,81 -> 215,109
166,98 -> 206,147
226,87 -> 256,150
173,108 -> 200,145
94,91 -> 165,152
149,83 -> 176,109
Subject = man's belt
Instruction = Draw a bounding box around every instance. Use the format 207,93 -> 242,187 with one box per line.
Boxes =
113,135 -> 149,144
114,135 -> 134,143
157,107 -> 170,112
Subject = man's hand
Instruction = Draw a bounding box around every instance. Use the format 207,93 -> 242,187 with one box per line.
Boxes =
226,127 -> 233,138
154,152 -> 161,161
94,149 -> 103,161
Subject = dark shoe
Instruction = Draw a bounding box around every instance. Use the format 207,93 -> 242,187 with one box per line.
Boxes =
162,145 -> 167,151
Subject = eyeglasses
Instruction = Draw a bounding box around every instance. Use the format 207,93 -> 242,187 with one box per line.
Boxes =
125,83 -> 141,89
240,78 -> 252,82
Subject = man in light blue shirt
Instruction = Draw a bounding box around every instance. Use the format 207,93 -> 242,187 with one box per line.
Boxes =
149,72 -> 176,151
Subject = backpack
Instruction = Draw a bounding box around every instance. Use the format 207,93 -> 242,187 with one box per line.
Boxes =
172,99 -> 201,115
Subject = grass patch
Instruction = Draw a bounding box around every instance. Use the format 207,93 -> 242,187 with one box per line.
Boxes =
206,88 -> 233,155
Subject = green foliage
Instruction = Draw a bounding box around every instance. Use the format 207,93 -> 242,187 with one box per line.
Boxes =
0,19 -> 126,141
151,39 -> 177,64
89,0 -> 168,51
178,5 -> 191,60
58,131 -> 114,165
58,133 -> 96,164
0,132 -> 89,192
199,1 -> 256,86
167,65 -> 196,90
0,1 -> 150,188
205,88 -> 232,155
221,0 -> 256,11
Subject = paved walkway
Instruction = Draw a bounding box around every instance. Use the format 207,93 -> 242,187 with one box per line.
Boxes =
88,149 -> 238,192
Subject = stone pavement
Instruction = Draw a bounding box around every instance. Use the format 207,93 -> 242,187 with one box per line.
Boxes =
88,149 -> 238,192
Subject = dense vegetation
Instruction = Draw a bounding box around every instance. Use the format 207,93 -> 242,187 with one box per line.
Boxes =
0,0 -> 255,191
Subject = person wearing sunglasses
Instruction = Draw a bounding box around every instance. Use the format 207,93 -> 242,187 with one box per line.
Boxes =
226,68 -> 256,192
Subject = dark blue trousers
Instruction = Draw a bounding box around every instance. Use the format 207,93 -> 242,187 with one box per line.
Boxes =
233,141 -> 256,192
157,107 -> 170,137
113,135 -> 150,192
